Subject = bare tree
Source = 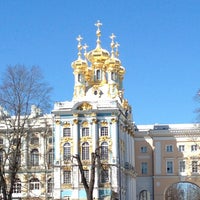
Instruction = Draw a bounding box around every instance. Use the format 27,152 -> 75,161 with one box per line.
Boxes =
73,148 -> 102,200
0,65 -> 52,200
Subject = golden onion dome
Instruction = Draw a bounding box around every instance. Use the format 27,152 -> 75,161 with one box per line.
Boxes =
86,20 -> 110,64
71,35 -> 88,72
105,34 -> 121,71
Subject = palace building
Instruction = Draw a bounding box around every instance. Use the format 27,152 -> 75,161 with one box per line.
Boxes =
52,20 -> 136,200
0,21 -> 200,200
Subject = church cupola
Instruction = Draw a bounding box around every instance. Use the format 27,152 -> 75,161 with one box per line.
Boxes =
71,35 -> 88,99
86,21 -> 110,84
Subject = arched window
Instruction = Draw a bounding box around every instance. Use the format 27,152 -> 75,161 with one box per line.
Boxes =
96,69 -> 101,80
101,142 -> 108,160
78,74 -> 82,82
47,178 -> 53,193
29,178 -> 40,190
82,142 -> 89,160
30,149 -> 39,166
111,72 -> 117,81
139,190 -> 150,200
13,178 -> 21,193
63,143 -> 71,160
48,149 -> 54,165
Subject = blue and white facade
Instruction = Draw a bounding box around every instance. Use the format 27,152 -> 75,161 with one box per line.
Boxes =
52,21 -> 136,200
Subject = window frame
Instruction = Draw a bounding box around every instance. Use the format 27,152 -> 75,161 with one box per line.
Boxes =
100,127 -> 108,136
13,178 -> 21,193
63,128 -> 71,137
63,170 -> 71,184
100,142 -> 108,160
30,149 -> 39,166
179,160 -> 186,173
47,178 -> 53,193
29,178 -> 40,190
191,144 -> 198,152
101,169 -> 109,183
166,145 -> 173,152
166,160 -> 174,174
141,162 -> 148,175
82,127 -> 89,137
178,145 -> 185,152
63,143 -> 71,160
140,146 -> 147,153
192,160 -> 198,173
82,142 -> 89,160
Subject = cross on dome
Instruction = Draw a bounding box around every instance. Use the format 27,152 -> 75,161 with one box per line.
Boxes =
115,42 -> 120,58
76,35 -> 83,59
95,20 -> 102,48
110,33 -> 116,57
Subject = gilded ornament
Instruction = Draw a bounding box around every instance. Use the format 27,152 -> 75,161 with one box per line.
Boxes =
73,119 -> 78,125
82,121 -> 89,127
100,121 -> 108,126
77,102 -> 92,111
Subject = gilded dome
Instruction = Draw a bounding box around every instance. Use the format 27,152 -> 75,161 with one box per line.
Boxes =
105,35 -> 121,71
87,47 -> 110,64
86,20 -> 110,64
71,35 -> 88,72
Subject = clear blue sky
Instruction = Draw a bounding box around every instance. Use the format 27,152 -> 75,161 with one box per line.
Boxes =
0,0 -> 200,125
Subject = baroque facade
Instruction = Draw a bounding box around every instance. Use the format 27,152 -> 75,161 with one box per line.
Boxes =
52,21 -> 136,200
0,109 -> 53,199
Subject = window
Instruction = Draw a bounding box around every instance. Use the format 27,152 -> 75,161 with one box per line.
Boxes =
96,69 -> 101,80
178,145 -> 185,152
191,145 -> 198,152
0,138 -> 3,145
140,146 -> 147,153
192,161 -> 198,173
179,160 -> 186,173
139,190 -> 150,200
166,145 -> 173,152
111,72 -> 117,81
78,74 -> 82,82
0,150 -> 3,164
13,178 -> 21,193
101,169 -> 109,183
30,149 -> 39,166
48,137 -> 53,144
30,137 -> 39,145
82,142 -> 89,160
48,149 -> 54,165
82,127 -> 89,137
29,178 -> 40,190
63,171 -> 71,184
47,178 -> 53,193
166,161 -> 173,174
63,128 -> 71,137
82,170 -> 89,183
101,142 -> 108,160
63,143 -> 71,160
100,127 -> 108,136
141,162 -> 148,174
